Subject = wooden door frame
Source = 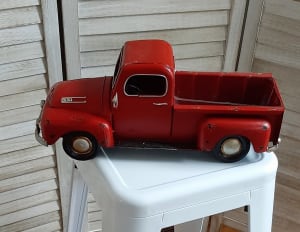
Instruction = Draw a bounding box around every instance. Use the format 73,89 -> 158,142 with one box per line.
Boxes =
237,0 -> 264,71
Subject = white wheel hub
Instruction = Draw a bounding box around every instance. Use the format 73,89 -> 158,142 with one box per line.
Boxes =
72,137 -> 92,154
221,138 -> 242,156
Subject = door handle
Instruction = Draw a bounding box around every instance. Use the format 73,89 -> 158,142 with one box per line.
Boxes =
153,102 -> 168,106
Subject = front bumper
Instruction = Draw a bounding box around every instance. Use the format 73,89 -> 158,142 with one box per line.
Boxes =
35,100 -> 48,146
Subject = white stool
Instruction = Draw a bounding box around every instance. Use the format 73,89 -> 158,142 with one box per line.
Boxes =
70,146 -> 278,232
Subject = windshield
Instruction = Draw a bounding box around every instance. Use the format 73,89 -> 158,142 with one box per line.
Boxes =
112,48 -> 123,89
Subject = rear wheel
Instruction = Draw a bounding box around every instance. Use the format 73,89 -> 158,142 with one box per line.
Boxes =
213,136 -> 250,163
63,132 -> 98,160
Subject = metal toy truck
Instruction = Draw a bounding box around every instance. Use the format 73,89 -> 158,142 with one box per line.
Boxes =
36,40 -> 284,162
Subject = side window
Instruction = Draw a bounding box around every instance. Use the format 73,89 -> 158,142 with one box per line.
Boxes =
125,75 -> 167,96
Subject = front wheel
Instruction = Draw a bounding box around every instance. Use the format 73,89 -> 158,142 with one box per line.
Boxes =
213,136 -> 250,163
63,132 -> 98,160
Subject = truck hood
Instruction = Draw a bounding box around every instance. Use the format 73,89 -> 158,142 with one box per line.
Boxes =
48,77 -> 111,117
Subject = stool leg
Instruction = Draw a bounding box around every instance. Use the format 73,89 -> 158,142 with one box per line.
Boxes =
174,219 -> 203,232
248,180 -> 276,232
67,169 -> 88,232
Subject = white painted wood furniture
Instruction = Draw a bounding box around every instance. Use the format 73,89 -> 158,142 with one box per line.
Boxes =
69,147 -> 278,232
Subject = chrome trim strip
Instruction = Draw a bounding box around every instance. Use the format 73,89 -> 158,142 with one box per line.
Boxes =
61,96 -> 87,104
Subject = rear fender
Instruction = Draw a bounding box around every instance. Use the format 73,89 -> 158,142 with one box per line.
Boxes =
198,118 -> 271,153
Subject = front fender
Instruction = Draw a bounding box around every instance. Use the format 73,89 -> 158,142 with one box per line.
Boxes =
41,107 -> 114,147
198,118 -> 271,153
96,120 -> 114,147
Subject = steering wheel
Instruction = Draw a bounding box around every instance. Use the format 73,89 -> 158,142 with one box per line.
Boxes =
126,84 -> 141,95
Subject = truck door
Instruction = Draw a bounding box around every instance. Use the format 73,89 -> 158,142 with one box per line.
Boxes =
112,74 -> 172,140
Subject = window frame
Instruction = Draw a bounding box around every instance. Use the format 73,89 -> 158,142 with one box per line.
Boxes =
123,74 -> 168,97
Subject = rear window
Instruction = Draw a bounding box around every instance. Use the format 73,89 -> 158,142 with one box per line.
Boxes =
124,75 -> 167,96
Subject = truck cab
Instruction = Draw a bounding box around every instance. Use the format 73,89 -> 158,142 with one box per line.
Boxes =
111,40 -> 175,141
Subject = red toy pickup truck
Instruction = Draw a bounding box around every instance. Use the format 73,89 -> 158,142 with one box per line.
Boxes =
36,40 -> 284,162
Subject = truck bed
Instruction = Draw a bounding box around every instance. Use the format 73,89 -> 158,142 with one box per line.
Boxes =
175,71 -> 283,107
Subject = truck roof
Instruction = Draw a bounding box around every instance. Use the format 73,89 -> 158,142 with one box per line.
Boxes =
121,40 -> 175,69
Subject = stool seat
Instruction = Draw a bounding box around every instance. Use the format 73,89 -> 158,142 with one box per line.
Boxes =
74,146 -> 278,232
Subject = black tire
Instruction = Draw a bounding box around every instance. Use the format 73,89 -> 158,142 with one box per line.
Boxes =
213,136 -> 250,163
63,132 -> 98,160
